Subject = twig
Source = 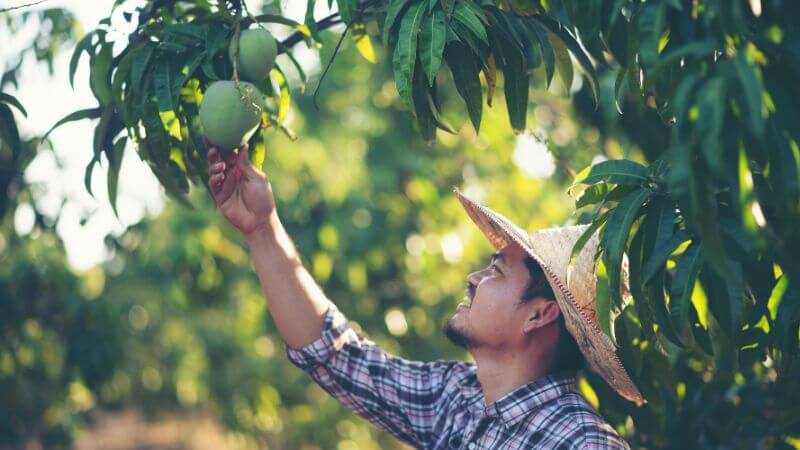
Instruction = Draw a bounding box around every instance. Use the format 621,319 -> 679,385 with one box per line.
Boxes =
312,23 -> 350,110
277,0 -> 379,51
0,0 -> 49,13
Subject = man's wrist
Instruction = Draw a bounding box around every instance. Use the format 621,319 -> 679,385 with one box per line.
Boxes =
245,212 -> 282,244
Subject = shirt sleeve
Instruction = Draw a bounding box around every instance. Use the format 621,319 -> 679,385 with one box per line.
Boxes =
285,301 -> 470,448
569,424 -> 631,450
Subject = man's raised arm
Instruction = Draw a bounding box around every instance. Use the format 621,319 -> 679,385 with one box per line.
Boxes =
207,145 -> 328,348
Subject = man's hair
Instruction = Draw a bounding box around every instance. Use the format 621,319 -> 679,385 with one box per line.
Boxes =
518,255 -> 586,374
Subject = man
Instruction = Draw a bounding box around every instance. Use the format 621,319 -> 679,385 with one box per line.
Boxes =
207,145 -> 644,449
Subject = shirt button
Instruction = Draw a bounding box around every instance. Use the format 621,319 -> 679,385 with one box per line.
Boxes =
468,443 -> 476,450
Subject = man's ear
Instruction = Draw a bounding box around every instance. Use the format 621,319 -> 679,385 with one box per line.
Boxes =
522,299 -> 561,334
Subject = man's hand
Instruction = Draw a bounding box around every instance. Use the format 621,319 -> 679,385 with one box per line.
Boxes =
208,145 -> 276,238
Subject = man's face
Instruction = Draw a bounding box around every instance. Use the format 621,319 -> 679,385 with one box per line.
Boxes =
443,242 -> 536,350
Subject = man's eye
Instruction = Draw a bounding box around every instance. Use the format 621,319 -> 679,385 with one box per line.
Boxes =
491,264 -> 501,273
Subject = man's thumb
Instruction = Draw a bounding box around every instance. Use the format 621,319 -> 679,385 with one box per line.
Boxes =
237,144 -> 250,168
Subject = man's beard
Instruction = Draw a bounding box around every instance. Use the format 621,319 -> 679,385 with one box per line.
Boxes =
442,316 -> 476,349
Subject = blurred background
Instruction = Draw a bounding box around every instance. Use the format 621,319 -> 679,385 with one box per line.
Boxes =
5,0 -> 789,449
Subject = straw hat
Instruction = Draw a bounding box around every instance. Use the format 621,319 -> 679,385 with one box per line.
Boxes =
453,188 -> 645,406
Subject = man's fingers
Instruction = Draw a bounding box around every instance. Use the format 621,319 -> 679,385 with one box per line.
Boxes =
237,144 -> 250,168
208,147 -> 221,166
209,161 -> 226,174
209,173 -> 224,193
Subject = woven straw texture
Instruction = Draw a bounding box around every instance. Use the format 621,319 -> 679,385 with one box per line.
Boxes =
454,188 -> 645,405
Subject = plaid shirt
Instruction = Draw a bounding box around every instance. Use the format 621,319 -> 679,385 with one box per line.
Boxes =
286,303 -> 630,450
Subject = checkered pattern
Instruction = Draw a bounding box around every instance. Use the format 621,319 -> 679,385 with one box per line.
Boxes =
286,303 -> 630,449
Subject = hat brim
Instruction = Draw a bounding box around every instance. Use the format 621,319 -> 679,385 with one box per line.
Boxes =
454,188 -> 645,406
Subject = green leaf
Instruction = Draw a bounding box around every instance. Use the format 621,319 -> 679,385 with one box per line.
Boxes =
642,229 -> 688,286
495,28 -> 529,132
93,107 -> 114,168
774,279 -> 800,354
526,20 -> 555,88
44,108 -> 103,140
84,155 -> 100,198
637,2 -> 667,68
572,159 -> 651,187
131,45 -> 154,93
668,241 -> 705,346
568,209 -> 609,282
602,188 -> 652,311
534,15 -> 599,105
0,104 -> 21,160
628,218 -> 656,339
172,51 -> 205,99
410,66 -> 437,141
451,0 -> 488,47
337,0 -> 359,25
90,42 -> 114,106
107,137 -> 127,217
305,0 -> 322,41
548,30 -> 573,91
596,258 -> 614,341
0,93 -> 27,117
154,58 -> 178,112
383,0 -> 415,47
697,77 -> 727,173
69,31 -> 95,89
419,8 -> 446,86
392,1 -> 426,107
733,53 -> 765,137
575,183 -> 611,209
112,47 -> 138,111
445,41 -> 482,132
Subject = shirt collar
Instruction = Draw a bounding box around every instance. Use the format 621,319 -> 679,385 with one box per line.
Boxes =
461,371 -> 578,428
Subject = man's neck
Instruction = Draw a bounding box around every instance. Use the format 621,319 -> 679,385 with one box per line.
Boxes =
472,347 -> 555,405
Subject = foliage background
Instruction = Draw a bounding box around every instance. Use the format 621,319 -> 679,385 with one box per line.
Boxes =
1,0 -> 799,449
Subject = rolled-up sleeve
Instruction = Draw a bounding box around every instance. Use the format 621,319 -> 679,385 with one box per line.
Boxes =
285,302 -> 469,448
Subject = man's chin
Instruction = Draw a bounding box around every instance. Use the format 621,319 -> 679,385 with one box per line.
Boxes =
442,316 -> 473,349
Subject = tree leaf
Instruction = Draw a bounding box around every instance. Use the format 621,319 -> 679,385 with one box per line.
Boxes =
419,8 -> 446,85
338,0 -> 359,25
572,159 -> 651,187
733,53 -> 765,137
568,209 -> 609,284
107,136 -> 127,218
154,57 -> 178,112
449,1 -> 489,62
575,183 -> 611,209
69,31 -> 95,89
668,241 -> 705,346
411,67 -> 437,142
495,28 -> 529,132
445,41 -> 482,132
596,258 -> 614,341
0,104 -> 21,160
383,0 -> 415,47
44,108 -> 103,140
483,53 -> 497,106
131,45 -> 154,93
526,20 -> 555,88
84,154 -> 100,199
0,93 -> 27,117
392,1 -> 426,107
90,41 -> 114,106
548,30 -> 573,92
602,188 -> 652,311
534,15 -> 599,105
642,228 -> 687,286
305,0 -> 322,41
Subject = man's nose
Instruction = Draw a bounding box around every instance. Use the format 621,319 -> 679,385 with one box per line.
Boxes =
467,270 -> 483,286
